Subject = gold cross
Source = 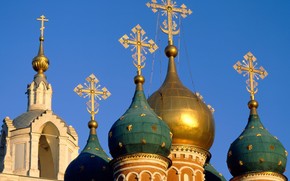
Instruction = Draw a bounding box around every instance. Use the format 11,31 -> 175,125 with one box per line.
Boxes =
147,0 -> 192,44
37,15 -> 49,38
119,24 -> 158,75
233,52 -> 268,100
74,74 -> 111,120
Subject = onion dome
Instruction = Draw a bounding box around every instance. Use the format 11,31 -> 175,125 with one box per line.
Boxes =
227,100 -> 288,177
204,163 -> 226,181
65,120 -> 112,181
148,45 -> 215,150
108,75 -> 172,158
32,37 -> 49,74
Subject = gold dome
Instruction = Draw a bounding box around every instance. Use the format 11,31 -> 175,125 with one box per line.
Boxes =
32,38 -> 49,74
148,50 -> 215,150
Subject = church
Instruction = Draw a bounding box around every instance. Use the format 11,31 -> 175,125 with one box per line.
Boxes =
0,1 -> 288,181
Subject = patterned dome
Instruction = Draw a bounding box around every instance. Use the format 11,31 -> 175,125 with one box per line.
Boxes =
65,134 -> 112,181
227,100 -> 287,177
108,76 -> 172,158
148,45 -> 215,150
204,163 -> 226,181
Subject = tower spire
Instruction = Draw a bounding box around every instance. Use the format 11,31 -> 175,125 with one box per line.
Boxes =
147,0 -> 192,45
32,15 -> 49,75
119,24 -> 158,77
74,74 -> 111,134
233,52 -> 268,101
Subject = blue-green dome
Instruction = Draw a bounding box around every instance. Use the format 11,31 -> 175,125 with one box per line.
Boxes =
108,82 -> 172,159
227,101 -> 287,177
65,134 -> 112,181
204,163 -> 226,181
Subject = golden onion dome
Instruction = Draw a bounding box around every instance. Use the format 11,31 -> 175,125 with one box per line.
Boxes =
32,37 -> 49,74
148,45 -> 215,151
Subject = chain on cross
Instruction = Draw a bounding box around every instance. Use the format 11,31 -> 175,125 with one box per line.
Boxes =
233,52 -> 268,100
37,15 -> 49,38
147,0 -> 192,44
119,24 -> 158,75
74,74 -> 111,120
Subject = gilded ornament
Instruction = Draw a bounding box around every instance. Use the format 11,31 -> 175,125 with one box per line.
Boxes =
119,142 -> 123,148
87,147 -> 91,150
119,24 -> 158,75
247,145 -> 253,151
74,74 -> 111,122
239,160 -> 243,166
146,0 -> 192,44
256,134 -> 262,137
278,161 -> 282,166
259,158 -> 265,163
95,147 -> 99,151
239,136 -> 244,140
270,145 -> 275,150
161,142 -> 166,148
233,52 -> 268,100
285,150 -> 288,156
140,113 -> 146,117
127,125 -> 133,131
141,139 -> 147,144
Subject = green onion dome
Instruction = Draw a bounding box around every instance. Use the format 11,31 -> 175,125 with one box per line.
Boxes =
65,131 -> 112,181
227,100 -> 288,177
204,163 -> 226,181
108,75 -> 172,159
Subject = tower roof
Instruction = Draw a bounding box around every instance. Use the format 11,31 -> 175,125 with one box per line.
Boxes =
227,100 -> 287,177
227,52 -> 288,178
65,74 -> 112,181
146,0 -> 215,150
109,25 -> 172,159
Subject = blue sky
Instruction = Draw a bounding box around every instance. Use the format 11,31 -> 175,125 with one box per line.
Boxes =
1,0 -> 289,179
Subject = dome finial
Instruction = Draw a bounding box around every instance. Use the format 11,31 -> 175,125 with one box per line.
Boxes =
147,0 -> 192,46
119,24 -> 158,89
32,15 -> 49,74
74,74 -> 111,134
233,52 -> 268,101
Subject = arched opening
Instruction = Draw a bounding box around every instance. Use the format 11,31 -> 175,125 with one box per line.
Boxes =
38,122 -> 59,179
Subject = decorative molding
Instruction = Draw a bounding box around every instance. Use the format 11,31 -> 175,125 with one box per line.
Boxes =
231,171 -> 287,181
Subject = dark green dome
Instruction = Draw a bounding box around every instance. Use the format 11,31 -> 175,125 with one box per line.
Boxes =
204,163 -> 226,181
227,105 -> 287,177
108,88 -> 172,159
65,134 -> 112,181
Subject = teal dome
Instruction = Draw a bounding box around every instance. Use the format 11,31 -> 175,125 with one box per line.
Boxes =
204,163 -> 226,181
227,101 -> 287,177
108,84 -> 172,158
65,134 -> 112,181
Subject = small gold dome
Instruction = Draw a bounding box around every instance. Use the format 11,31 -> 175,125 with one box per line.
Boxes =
148,57 -> 215,150
88,120 -> 98,129
32,39 -> 49,74
165,45 -> 178,58
134,75 -> 145,85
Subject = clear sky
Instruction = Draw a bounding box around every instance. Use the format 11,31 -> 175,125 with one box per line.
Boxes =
1,0 -> 289,179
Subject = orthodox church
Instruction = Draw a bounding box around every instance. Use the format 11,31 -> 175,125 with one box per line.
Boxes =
0,1 -> 288,181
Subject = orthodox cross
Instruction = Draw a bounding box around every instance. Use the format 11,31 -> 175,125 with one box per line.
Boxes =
37,15 -> 49,38
119,24 -> 158,76
233,52 -> 268,100
74,74 -> 111,120
147,0 -> 192,44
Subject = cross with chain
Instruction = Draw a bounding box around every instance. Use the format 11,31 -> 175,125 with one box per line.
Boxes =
233,52 -> 268,100
147,0 -> 192,44
37,15 -> 49,38
119,24 -> 158,75
74,74 -> 111,120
